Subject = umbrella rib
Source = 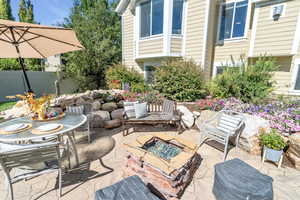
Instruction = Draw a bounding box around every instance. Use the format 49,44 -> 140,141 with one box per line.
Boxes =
26,30 -> 83,49
16,28 -> 30,43
18,36 -> 40,44
0,37 -> 12,44
13,30 -> 46,58
3,32 -> 13,42
0,27 -> 8,36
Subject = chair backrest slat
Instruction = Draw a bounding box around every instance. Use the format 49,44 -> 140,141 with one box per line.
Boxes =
66,105 -> 84,114
162,99 -> 175,115
217,113 -> 243,135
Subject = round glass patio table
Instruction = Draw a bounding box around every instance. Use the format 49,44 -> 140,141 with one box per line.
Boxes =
0,114 -> 87,166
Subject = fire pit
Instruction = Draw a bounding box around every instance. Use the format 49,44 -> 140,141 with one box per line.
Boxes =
124,133 -> 200,199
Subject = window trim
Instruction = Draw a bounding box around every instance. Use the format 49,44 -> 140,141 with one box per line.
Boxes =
216,0 -> 251,43
290,58 -> 300,94
138,0 -> 164,39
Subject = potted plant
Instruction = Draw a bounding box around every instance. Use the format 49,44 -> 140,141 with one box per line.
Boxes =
259,129 -> 287,165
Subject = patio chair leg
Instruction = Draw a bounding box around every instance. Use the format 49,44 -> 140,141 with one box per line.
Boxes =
58,169 -> 62,198
223,139 -> 229,161
3,167 -> 13,200
278,155 -> 283,168
99,158 -> 113,172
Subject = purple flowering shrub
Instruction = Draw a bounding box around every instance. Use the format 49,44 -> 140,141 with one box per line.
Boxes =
208,97 -> 300,134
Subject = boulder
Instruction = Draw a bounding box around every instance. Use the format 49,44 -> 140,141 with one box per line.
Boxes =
92,101 -> 102,111
111,109 -> 124,120
89,110 -> 111,128
239,114 -> 270,155
102,102 -> 118,112
177,105 -> 196,129
286,133 -> 300,170
104,119 -> 121,129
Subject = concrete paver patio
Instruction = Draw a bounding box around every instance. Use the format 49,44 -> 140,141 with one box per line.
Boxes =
1,127 -> 300,200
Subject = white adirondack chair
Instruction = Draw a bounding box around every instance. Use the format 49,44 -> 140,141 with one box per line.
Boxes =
0,142 -> 63,200
196,110 -> 245,161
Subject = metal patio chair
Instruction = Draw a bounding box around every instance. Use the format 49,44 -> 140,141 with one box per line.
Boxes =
196,110 -> 245,161
0,142 -> 63,200
66,104 -> 91,143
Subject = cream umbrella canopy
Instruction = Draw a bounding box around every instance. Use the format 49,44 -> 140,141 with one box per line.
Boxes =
0,19 -> 84,93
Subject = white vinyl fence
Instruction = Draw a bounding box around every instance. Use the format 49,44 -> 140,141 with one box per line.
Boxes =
0,71 -> 78,102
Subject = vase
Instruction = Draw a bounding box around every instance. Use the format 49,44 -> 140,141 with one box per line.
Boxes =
264,146 -> 283,163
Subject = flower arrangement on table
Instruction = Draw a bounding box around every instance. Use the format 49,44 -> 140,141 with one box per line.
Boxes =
7,93 -> 63,121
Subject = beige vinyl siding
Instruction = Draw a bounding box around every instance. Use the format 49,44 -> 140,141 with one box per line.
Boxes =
273,72 -> 293,94
170,37 -> 182,55
203,0 -> 218,78
184,0 -> 206,64
122,9 -> 143,72
138,38 -> 164,56
273,57 -> 293,94
122,9 -> 135,67
214,41 -> 249,63
253,1 -> 300,56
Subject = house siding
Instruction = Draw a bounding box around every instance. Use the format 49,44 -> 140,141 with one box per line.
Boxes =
252,1 -> 300,57
138,38 -> 164,56
122,9 -> 143,72
184,0 -> 206,64
170,37 -> 182,55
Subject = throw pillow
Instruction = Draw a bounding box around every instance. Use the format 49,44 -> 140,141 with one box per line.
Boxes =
124,101 -> 138,118
134,102 -> 148,119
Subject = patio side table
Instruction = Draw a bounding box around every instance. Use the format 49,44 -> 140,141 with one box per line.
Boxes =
213,158 -> 273,200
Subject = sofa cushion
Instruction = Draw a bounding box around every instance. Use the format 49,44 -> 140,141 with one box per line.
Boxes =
124,101 -> 138,118
134,102 -> 148,119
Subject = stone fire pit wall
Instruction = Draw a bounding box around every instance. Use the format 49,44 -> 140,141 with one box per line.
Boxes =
124,133 -> 200,199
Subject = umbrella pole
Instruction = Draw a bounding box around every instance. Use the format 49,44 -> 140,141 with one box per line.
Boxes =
18,57 -> 33,93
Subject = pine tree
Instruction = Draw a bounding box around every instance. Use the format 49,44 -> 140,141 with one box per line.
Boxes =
18,0 -> 27,21
63,0 -> 121,90
18,0 -> 34,23
26,0 -> 34,23
0,0 -> 14,20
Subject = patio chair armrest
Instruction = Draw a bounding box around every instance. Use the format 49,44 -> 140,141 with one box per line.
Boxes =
192,111 -> 201,119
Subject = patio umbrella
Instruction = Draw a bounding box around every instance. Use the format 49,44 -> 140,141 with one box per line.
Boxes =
0,19 -> 84,93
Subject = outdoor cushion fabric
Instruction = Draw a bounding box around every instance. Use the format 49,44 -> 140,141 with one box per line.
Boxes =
134,102 -> 148,119
94,175 -> 162,200
124,101 -> 138,118
213,158 -> 273,200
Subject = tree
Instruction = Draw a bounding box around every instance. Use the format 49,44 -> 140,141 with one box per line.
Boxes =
0,0 -> 14,20
63,0 -> 121,91
18,0 -> 34,23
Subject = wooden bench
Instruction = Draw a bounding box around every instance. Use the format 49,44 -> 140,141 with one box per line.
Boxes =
122,100 -> 183,136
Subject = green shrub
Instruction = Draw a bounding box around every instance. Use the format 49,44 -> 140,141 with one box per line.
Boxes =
154,59 -> 206,102
209,57 -> 278,103
259,129 -> 287,150
106,64 -> 148,92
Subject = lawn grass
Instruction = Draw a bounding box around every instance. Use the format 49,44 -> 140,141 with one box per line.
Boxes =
0,101 -> 16,112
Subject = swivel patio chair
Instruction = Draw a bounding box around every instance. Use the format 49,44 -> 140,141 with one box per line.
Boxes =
196,110 -> 245,161
0,142 -> 63,200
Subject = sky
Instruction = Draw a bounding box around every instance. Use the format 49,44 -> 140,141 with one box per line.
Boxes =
10,0 -> 74,26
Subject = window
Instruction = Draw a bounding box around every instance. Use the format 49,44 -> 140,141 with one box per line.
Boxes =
172,0 -> 184,34
218,0 -> 248,41
140,0 -> 164,38
144,65 -> 156,84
